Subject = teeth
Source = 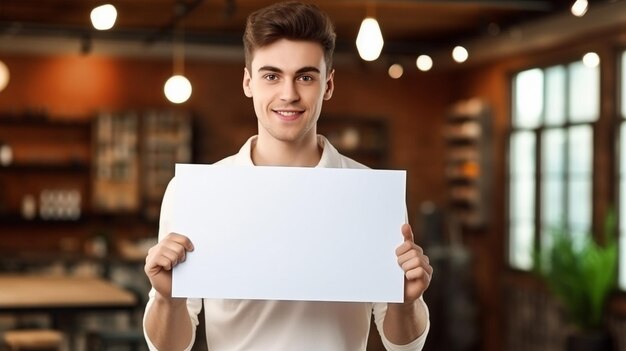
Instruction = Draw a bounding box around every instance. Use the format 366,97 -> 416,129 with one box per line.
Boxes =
277,111 -> 299,116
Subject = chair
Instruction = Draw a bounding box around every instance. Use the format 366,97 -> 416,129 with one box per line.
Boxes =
84,284 -> 147,351
1,329 -> 64,351
85,329 -> 145,351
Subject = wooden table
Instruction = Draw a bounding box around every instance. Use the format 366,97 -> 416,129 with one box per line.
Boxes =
0,274 -> 139,350
0,274 -> 137,311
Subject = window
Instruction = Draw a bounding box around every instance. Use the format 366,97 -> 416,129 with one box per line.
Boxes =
508,60 -> 599,270
619,50 -> 626,290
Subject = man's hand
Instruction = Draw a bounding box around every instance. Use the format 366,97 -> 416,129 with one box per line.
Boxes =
144,232 -> 194,298
395,223 -> 432,303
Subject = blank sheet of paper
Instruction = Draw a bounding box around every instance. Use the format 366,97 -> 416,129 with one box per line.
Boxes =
171,164 -> 406,302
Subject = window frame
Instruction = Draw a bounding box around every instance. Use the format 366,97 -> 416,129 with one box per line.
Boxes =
507,59 -> 600,272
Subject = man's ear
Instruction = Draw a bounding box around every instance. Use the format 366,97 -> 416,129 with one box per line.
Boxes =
242,67 -> 252,98
323,69 -> 335,100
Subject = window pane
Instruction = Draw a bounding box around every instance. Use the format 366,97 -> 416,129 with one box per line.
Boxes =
542,178 -> 564,228
511,178 -> 535,222
542,129 -> 565,231
510,131 -> 536,176
545,66 -> 566,126
568,178 -> 591,236
622,51 -> 626,119
543,129 -> 565,175
621,122 -> 626,290
569,61 -> 599,123
514,68 -> 543,128
619,175 -> 626,290
509,222 -> 534,270
568,125 -> 592,174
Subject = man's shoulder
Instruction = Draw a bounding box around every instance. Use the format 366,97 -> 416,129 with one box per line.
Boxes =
214,153 -> 240,165
337,153 -> 370,170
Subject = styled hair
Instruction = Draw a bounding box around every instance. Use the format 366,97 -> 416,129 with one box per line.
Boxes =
243,1 -> 336,73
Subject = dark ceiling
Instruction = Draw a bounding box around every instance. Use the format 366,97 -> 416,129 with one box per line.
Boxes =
0,0 -> 611,56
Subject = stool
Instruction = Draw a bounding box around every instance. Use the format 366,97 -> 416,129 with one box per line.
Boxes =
2,329 -> 63,351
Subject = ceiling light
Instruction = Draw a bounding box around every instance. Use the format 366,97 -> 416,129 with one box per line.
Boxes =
90,4 -> 117,30
164,24 -> 192,104
582,52 -> 600,67
452,46 -> 469,63
416,55 -> 433,72
0,60 -> 9,92
571,0 -> 588,17
164,75 -> 192,104
356,18 -> 384,61
0,143 -> 13,166
388,64 -> 403,79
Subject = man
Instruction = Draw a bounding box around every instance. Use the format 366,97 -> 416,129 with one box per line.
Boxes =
143,2 -> 432,350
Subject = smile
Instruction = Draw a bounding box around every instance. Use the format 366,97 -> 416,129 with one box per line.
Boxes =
274,110 -> 303,121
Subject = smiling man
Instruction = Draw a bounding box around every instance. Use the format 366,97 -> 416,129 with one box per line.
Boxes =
142,2 -> 432,350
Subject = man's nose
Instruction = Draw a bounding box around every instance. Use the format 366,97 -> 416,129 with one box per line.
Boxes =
280,81 -> 300,102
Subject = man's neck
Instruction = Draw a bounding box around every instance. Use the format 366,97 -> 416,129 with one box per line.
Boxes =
252,134 -> 321,167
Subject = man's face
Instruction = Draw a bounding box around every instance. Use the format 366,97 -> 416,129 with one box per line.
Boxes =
243,39 -> 334,145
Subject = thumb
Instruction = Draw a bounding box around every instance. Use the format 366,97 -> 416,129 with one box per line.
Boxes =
401,223 -> 414,243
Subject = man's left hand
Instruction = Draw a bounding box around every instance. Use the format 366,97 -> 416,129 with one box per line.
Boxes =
395,223 -> 433,303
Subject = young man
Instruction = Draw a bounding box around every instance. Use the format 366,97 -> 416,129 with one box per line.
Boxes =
143,2 -> 432,350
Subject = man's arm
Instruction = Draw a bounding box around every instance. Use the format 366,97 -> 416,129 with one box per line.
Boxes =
383,298 -> 429,344
383,223 -> 432,345
144,294 -> 194,350
143,233 -> 196,351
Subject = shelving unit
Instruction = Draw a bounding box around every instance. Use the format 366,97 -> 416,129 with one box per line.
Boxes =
0,110 -> 193,237
141,110 -> 193,221
444,98 -> 492,229
319,117 -> 388,169
92,112 -> 140,213
0,116 -> 91,220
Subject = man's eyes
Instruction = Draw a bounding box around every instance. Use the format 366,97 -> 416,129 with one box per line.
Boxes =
298,75 -> 314,82
261,74 -> 316,82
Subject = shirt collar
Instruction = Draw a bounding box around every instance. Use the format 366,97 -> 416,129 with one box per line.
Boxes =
234,135 -> 342,168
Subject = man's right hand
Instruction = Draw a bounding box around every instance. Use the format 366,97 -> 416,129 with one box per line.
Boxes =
144,232 -> 194,298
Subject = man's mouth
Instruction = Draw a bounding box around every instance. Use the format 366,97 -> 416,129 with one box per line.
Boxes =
274,109 -> 303,121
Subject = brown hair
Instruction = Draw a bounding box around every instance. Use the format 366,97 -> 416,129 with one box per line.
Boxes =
243,1 -> 336,73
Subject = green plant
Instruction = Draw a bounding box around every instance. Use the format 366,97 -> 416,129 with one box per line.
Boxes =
533,212 -> 618,331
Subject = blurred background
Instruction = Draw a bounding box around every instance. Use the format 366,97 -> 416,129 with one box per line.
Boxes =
0,0 -> 625,350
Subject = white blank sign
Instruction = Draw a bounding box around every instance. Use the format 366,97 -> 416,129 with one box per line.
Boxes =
171,164 -> 406,303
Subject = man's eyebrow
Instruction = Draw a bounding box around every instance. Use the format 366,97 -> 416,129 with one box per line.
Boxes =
257,66 -> 321,74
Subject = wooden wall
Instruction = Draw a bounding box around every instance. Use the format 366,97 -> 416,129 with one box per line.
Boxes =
0,51 -> 452,256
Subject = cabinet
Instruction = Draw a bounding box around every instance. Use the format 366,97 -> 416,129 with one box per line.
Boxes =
141,110 -> 192,220
444,99 -> 492,229
92,110 -> 193,220
0,111 -> 193,223
0,116 -> 91,220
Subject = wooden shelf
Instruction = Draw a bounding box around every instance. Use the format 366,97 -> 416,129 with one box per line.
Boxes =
3,162 -> 89,171
444,98 -> 492,229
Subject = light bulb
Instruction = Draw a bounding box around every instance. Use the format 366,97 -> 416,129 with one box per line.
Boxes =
571,0 -> 588,17
452,46 -> 469,63
0,144 -> 12,166
0,60 -> 9,92
582,52 -> 600,68
416,55 -> 433,72
164,75 -> 192,104
388,64 -> 403,79
356,18 -> 384,61
91,4 -> 117,30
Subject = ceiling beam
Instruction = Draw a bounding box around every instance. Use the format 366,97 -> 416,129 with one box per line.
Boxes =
144,0 -> 206,45
332,0 -> 555,11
